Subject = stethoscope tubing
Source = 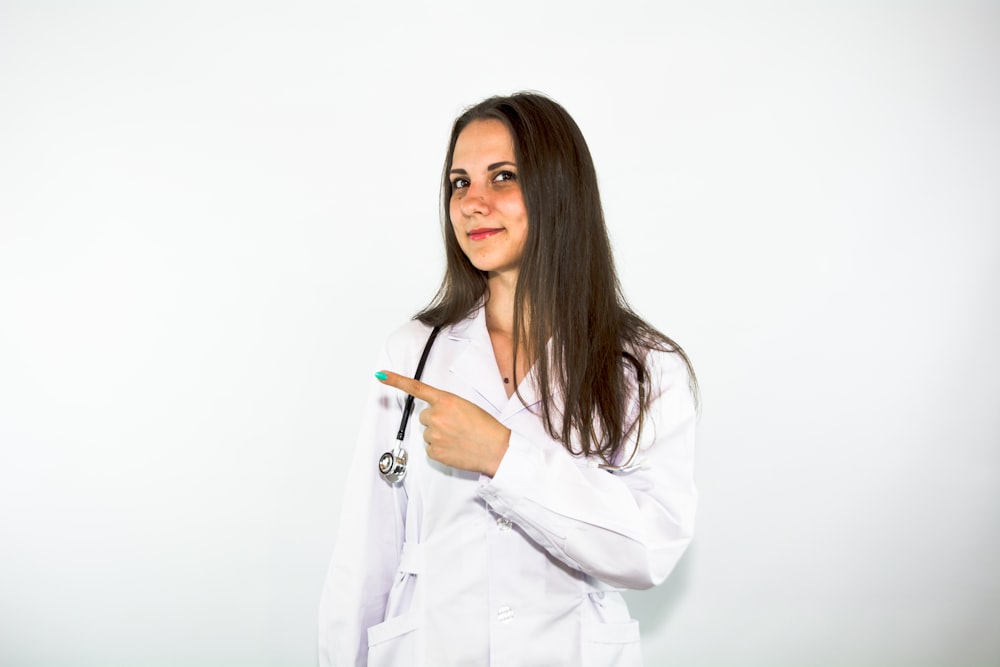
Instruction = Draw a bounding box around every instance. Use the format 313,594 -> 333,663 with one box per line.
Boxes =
396,325 -> 442,441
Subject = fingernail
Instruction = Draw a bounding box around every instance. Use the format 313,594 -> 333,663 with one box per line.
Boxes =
374,371 -> 387,381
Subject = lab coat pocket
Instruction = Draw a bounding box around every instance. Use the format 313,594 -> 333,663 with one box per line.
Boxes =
367,610 -> 421,667
582,592 -> 642,666
582,618 -> 642,667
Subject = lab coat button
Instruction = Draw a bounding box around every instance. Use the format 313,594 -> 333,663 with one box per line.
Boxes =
498,605 -> 514,624
496,517 -> 512,532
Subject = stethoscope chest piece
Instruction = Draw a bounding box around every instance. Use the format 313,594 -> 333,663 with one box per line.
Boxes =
378,447 -> 408,484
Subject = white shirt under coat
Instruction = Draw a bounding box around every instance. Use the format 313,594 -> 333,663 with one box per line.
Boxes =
318,306 -> 697,667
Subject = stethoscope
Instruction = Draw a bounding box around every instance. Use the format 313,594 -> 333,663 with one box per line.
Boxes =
378,326 -> 442,484
377,327 -> 647,485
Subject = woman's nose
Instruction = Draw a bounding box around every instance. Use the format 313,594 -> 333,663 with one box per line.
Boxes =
460,185 -> 490,217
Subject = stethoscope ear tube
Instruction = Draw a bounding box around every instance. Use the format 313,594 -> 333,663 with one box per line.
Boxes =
379,326 -> 442,484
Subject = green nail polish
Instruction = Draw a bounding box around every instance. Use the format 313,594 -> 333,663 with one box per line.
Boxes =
375,371 -> 387,381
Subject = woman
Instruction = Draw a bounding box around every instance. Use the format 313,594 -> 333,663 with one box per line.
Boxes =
318,92 -> 698,667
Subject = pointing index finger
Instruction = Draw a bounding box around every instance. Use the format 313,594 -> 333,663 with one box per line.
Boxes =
376,370 -> 442,404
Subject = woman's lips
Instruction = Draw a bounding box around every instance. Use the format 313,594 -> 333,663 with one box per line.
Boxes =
468,228 -> 503,241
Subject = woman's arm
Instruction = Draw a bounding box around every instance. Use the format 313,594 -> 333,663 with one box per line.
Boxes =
476,349 -> 697,589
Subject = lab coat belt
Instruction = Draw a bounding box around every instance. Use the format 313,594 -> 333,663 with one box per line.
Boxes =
398,541 -> 424,575
589,578 -> 620,593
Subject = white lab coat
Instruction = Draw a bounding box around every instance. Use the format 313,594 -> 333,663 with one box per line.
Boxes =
318,306 -> 697,667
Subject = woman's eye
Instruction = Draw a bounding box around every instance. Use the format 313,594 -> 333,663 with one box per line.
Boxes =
493,170 -> 517,183
452,177 -> 470,189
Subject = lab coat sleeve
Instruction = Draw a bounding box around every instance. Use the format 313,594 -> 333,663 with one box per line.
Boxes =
318,344 -> 407,667
477,349 -> 697,590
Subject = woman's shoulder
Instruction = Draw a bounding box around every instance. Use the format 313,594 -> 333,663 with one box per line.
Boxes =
382,310 -> 480,362
382,319 -> 434,358
376,320 -> 434,375
387,305 -> 482,343
385,318 -> 435,345
637,343 -> 699,415
379,313 -> 482,381
628,336 -> 696,397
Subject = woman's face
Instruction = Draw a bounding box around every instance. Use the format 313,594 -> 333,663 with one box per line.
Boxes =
448,119 -> 529,279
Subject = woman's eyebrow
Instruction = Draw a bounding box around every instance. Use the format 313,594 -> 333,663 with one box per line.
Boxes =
449,161 -> 517,175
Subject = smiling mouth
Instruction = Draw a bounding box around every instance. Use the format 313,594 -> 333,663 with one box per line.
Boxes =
468,228 -> 503,241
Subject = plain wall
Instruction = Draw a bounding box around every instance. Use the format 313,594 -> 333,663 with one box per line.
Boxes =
1,1 -> 998,665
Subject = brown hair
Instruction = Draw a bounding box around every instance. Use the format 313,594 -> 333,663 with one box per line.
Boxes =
417,91 -> 697,464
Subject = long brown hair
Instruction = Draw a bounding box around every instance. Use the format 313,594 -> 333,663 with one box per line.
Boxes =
417,92 -> 697,464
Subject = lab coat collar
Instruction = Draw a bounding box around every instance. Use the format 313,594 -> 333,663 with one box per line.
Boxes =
446,306 -> 545,421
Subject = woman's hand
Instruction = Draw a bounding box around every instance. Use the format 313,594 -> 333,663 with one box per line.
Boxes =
376,371 -> 510,477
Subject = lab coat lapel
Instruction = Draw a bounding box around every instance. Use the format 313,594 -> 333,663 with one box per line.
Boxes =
447,310 -> 508,414
499,372 -> 543,422
446,307 -> 554,423
500,336 -> 561,422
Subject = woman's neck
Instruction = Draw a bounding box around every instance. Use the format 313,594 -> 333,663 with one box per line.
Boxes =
484,271 -> 518,335
484,270 -> 531,396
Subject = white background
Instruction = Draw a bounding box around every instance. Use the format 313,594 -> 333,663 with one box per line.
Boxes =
1,1 -> 998,666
